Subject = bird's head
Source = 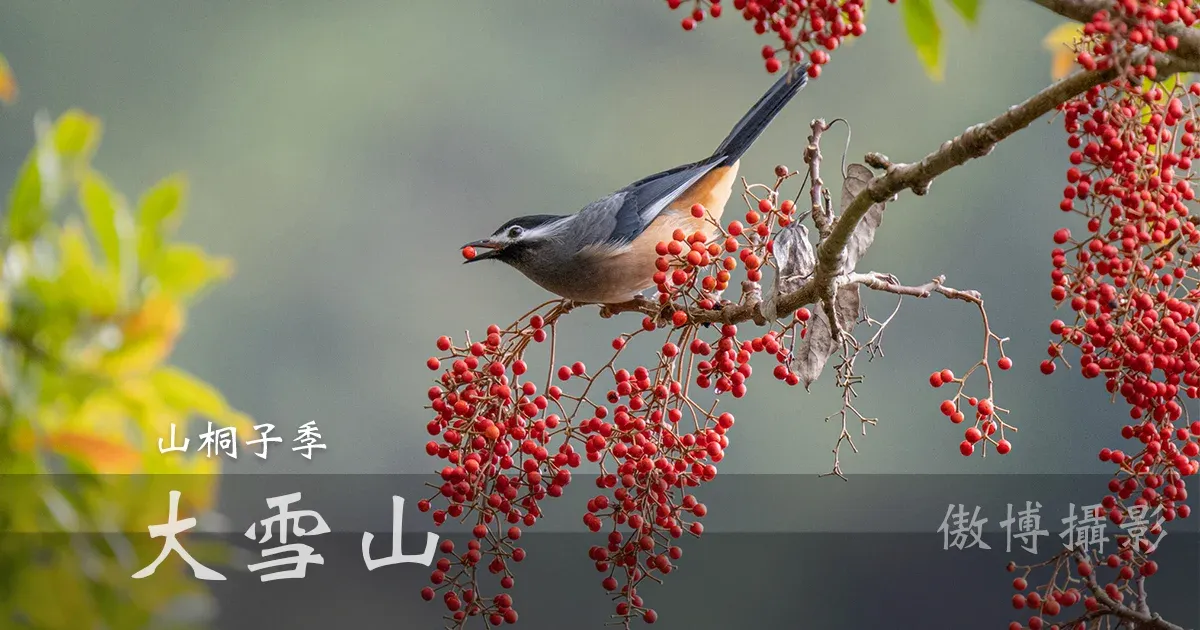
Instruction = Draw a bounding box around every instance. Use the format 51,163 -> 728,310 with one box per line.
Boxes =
462,214 -> 572,265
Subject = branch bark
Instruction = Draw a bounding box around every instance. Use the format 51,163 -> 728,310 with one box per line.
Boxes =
602,1 -> 1200,346
1071,551 -> 1186,630
604,62 -> 1124,324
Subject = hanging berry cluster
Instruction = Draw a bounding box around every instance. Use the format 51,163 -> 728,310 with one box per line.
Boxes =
426,185 -> 814,627
428,146 -> 1016,626
664,0 -> 867,76
1010,3 -> 1200,629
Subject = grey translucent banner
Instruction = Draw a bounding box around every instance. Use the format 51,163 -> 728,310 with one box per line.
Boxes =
1,474 -> 1197,629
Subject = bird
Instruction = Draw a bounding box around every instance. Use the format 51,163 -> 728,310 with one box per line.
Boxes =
463,63 -> 810,305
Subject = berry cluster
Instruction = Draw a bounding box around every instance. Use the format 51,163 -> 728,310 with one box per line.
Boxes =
421,318 -> 572,626
929,365 -> 1014,457
1069,1 -> 1198,80
1014,3 -> 1200,628
665,0 -> 867,76
434,153 -> 1019,625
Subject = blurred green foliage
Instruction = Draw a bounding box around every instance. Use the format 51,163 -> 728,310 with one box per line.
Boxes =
899,0 -> 981,80
0,104 -> 249,628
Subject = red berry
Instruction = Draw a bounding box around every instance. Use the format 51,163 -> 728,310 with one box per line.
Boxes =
462,246 -> 477,260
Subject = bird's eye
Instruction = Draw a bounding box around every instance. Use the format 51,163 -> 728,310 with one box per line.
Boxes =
507,226 -> 523,239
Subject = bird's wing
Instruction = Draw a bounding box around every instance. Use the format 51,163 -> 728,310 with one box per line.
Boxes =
599,157 -> 726,245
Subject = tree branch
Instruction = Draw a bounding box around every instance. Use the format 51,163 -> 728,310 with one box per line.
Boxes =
604,63 -> 1122,324
845,272 -> 982,304
602,16 -> 1200,335
1071,551 -> 1186,630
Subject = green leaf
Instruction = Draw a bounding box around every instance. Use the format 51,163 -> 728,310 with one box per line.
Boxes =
8,110 -> 103,242
150,244 -> 232,299
902,0 -> 944,81
945,0 -> 979,25
136,174 -> 187,262
8,156 -> 45,241
79,171 -> 128,269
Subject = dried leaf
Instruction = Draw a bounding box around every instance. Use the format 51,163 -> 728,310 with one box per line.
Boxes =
839,163 -> 886,273
789,164 -> 882,386
773,223 -> 816,292
792,284 -> 861,389
762,223 -> 815,322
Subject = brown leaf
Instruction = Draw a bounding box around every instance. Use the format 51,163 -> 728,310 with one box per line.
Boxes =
790,164 -> 881,387
761,223 -> 815,322
772,223 -> 815,293
792,283 -> 860,389
839,163 -> 886,274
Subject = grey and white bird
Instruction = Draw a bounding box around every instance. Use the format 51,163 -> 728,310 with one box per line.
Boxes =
463,63 -> 810,305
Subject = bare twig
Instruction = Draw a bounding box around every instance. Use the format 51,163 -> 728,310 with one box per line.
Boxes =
1071,551 -> 1186,630
805,118 -> 834,239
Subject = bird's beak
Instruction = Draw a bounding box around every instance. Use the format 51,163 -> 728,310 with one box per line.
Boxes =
462,239 -> 503,263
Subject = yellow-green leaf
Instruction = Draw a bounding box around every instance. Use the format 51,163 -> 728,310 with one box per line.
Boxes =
151,244 -> 233,299
0,284 -> 11,332
901,0 -> 943,81
0,53 -> 17,105
7,156 -> 45,241
137,174 -> 188,261
52,110 -> 102,161
58,220 -> 120,316
945,0 -> 979,25
99,336 -> 172,376
1044,22 -> 1083,80
79,171 -> 129,269
151,366 -> 253,434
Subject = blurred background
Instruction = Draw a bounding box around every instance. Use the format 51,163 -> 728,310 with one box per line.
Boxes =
0,0 -> 1137,476
2,2 -> 1197,628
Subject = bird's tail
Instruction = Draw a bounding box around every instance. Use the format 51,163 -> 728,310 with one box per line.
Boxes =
711,63 -> 809,166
